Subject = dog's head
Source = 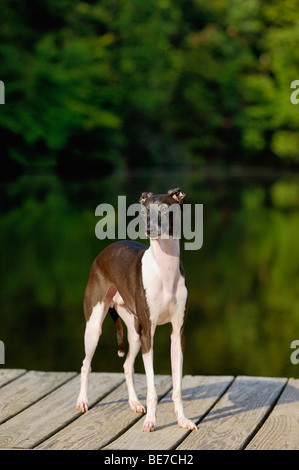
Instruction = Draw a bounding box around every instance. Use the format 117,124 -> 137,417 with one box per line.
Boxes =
139,188 -> 185,239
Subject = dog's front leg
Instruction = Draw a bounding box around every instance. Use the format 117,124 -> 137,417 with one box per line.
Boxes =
141,327 -> 157,432
171,322 -> 197,430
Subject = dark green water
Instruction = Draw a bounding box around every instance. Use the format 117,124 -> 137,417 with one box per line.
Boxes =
1,167 -> 299,378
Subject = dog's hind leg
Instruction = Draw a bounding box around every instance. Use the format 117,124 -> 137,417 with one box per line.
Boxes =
76,285 -> 116,413
76,300 -> 108,412
116,305 -> 145,414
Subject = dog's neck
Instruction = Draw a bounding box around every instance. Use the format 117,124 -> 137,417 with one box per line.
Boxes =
149,236 -> 180,256
147,237 -> 181,277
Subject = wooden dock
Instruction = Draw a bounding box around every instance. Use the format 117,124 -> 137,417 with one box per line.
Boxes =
0,369 -> 299,450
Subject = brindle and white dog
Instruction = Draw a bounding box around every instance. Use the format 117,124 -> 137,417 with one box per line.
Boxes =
76,188 -> 196,432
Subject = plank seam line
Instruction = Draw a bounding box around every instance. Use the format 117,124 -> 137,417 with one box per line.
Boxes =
31,374 -> 127,449
172,376 -> 237,450
87,375 -> 127,412
241,378 -> 289,450
98,381 -> 173,450
0,372 -> 78,426
0,370 -> 28,391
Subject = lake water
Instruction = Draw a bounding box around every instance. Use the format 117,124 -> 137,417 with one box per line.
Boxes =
1,167 -> 299,378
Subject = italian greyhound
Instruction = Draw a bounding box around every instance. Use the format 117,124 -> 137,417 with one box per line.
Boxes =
76,188 -> 197,432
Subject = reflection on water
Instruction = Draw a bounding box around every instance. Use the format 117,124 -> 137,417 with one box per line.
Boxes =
1,168 -> 299,378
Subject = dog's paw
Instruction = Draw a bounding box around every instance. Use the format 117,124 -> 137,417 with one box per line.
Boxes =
130,400 -> 146,414
178,417 -> 197,430
76,399 -> 88,413
142,419 -> 156,432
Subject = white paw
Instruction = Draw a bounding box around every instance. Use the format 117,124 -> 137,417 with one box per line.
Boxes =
142,419 -> 156,432
76,398 -> 88,413
178,417 -> 197,430
130,400 -> 146,414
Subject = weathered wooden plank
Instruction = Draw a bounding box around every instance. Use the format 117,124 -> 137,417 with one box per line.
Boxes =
246,378 -> 299,450
0,370 -> 76,424
37,373 -> 172,450
0,369 -> 27,388
104,375 -> 234,450
177,376 -> 287,450
0,372 -> 124,449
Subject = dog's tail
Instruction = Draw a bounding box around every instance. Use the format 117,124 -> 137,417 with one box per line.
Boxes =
109,308 -> 125,357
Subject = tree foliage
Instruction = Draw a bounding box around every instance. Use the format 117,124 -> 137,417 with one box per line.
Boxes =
1,0 -> 299,180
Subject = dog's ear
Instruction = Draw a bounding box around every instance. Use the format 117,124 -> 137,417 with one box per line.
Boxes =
167,188 -> 185,204
139,192 -> 153,204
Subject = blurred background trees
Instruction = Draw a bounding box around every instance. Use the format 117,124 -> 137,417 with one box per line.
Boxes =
1,0 -> 299,179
